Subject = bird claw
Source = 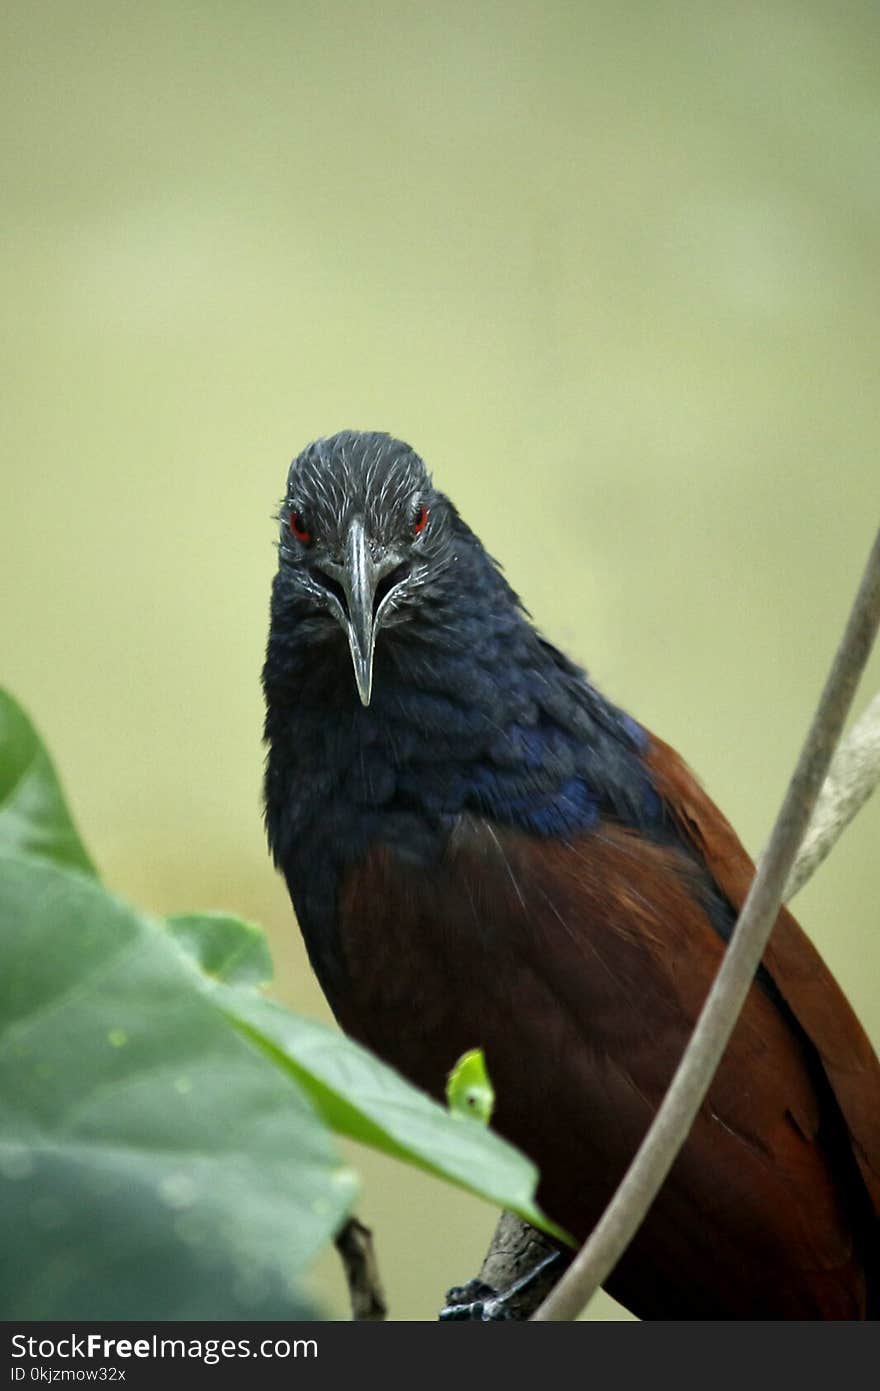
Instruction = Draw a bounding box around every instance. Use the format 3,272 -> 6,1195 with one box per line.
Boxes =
439,1278 -> 516,1321
439,1250 -> 564,1321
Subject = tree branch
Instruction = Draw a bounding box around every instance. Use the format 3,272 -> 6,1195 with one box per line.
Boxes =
783,690 -> 880,901
531,526 -> 880,1321
335,1216 -> 387,1320
471,1210 -> 562,1319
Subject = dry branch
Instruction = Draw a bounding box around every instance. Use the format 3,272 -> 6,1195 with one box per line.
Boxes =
783,690 -> 880,900
335,1216 -> 387,1320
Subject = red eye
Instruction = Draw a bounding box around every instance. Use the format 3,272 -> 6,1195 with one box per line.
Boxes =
289,510 -> 312,546
413,504 -> 429,535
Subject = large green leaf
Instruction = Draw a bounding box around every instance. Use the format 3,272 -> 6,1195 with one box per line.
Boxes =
0,689 -> 96,876
0,683 -> 570,1320
0,852 -> 356,1319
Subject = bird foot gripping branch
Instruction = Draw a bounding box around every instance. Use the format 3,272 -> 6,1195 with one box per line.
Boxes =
440,1251 -> 565,1321
262,430 -> 880,1320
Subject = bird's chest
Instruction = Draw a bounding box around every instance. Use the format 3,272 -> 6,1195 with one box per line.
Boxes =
330,826 -> 541,1102
273,703 -> 463,998
272,676 -> 634,1027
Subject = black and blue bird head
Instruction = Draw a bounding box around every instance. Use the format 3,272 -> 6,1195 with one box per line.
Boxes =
271,431 -> 467,706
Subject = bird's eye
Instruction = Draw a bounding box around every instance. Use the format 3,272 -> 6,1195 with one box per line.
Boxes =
289,510 -> 313,546
413,504 -> 429,535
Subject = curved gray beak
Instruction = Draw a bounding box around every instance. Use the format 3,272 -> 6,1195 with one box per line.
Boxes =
318,517 -> 405,707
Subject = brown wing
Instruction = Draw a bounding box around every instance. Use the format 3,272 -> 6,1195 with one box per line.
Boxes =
337,799 -> 876,1317
646,732 -> 880,1215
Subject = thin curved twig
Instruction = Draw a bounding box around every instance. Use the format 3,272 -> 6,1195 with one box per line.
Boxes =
533,527 -> 880,1321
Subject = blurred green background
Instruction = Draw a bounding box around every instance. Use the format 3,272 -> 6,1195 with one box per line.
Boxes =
2,1 -> 878,1321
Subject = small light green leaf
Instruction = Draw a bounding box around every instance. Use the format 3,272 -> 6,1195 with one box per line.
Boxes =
446,1048 -> 495,1125
167,912 -> 274,987
0,688 -> 96,876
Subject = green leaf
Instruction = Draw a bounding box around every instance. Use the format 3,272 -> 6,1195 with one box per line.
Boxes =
446,1048 -> 495,1125
167,912 -> 274,987
215,986 -> 573,1247
169,908 -> 572,1245
0,852 -> 356,1319
0,688 -> 96,876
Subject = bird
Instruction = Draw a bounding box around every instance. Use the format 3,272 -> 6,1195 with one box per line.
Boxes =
262,429 -> 880,1320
